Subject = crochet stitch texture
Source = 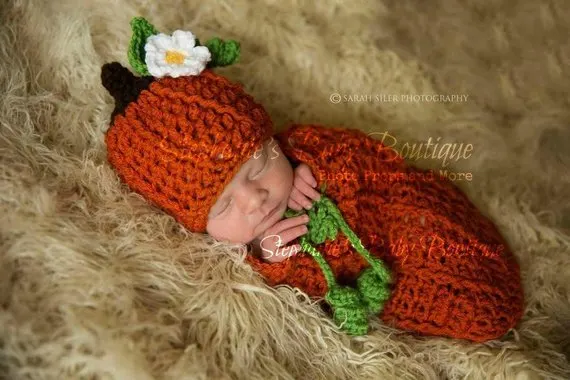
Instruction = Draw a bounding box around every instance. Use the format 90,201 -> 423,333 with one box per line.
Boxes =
245,124 -> 524,342
103,65 -> 274,232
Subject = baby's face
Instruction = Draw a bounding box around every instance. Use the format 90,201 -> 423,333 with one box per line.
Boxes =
206,136 -> 294,244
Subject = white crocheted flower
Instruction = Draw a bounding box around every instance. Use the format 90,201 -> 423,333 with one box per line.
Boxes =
144,30 -> 211,78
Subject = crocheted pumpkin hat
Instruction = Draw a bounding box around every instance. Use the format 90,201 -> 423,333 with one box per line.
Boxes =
101,17 -> 273,232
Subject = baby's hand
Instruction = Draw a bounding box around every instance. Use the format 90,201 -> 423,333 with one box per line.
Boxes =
288,163 -> 321,210
251,214 -> 309,263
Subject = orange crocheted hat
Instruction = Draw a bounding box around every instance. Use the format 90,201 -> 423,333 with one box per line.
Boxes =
101,17 -> 273,232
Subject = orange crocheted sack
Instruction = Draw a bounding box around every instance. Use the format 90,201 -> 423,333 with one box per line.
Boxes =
246,124 -> 525,342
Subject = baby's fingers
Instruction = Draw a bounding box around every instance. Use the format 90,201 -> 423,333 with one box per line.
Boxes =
270,214 -> 309,235
289,187 -> 314,210
288,197 -> 303,211
294,175 -> 321,202
295,163 -> 318,187
266,225 -> 308,247
278,226 -> 308,247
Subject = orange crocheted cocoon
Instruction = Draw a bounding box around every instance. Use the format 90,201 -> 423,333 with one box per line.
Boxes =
105,69 -> 274,232
246,124 -> 524,342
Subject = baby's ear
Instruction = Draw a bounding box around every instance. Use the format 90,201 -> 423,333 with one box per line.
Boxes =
100,62 -> 155,119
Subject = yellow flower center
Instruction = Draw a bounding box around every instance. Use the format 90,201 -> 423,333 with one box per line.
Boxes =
165,50 -> 186,65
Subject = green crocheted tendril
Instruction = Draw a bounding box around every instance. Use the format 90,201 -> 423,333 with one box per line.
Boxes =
128,17 -> 158,76
284,183 -> 392,335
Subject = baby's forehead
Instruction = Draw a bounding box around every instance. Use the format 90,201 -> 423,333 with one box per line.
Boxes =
261,135 -> 276,147
252,136 -> 276,154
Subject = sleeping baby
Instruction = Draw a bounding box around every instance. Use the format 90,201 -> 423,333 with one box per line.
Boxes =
206,134 -> 314,263
100,17 -> 524,342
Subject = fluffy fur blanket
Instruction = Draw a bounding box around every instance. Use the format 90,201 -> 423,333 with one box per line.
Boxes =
1,0 -> 569,379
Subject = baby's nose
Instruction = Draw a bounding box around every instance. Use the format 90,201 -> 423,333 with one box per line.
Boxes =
235,184 -> 268,214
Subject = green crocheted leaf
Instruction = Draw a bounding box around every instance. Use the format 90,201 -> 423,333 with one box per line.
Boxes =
204,37 -> 240,67
357,267 -> 391,314
326,287 -> 369,335
128,17 -> 159,76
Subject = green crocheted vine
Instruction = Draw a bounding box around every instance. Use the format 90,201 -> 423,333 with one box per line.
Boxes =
283,184 -> 392,335
127,16 -> 240,76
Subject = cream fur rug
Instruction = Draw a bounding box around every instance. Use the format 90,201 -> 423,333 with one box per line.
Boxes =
1,0 -> 569,379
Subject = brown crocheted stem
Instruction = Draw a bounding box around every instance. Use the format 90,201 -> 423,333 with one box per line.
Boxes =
101,62 -> 154,119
